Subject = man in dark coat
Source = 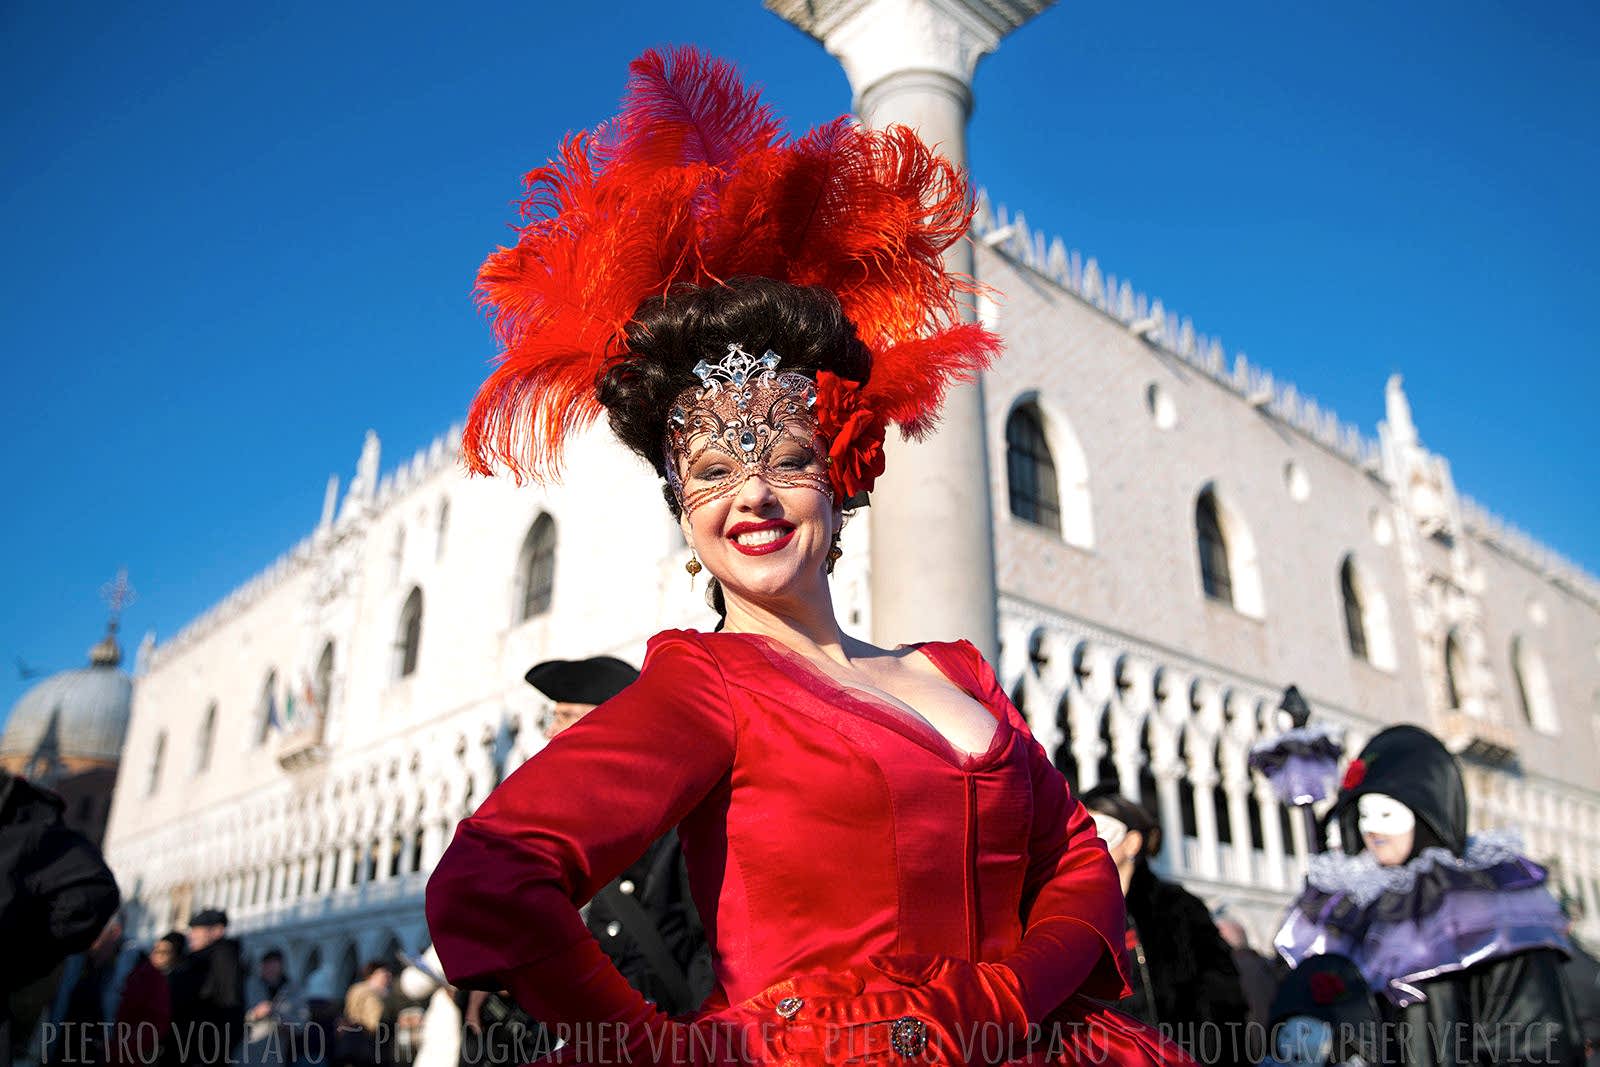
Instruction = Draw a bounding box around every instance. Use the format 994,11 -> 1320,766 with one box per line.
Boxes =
1277,725 -> 1580,1066
168,908 -> 245,1066
1081,786 -> 1252,1066
0,768 -> 121,1067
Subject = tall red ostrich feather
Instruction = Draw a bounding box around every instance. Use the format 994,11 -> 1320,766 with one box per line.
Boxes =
464,46 -> 1001,485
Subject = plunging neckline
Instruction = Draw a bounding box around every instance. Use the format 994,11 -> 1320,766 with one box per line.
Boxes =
725,631 -> 1009,768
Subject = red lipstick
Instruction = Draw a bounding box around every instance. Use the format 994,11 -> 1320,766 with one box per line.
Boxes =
726,519 -> 796,556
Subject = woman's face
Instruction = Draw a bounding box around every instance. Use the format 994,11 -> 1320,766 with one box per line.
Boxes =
678,435 -> 840,607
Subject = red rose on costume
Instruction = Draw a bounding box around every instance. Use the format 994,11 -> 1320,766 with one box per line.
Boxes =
815,372 -> 887,501
1309,972 -> 1347,1005
1341,759 -> 1367,792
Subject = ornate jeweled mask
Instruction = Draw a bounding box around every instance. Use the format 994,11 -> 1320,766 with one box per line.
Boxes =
663,344 -> 833,515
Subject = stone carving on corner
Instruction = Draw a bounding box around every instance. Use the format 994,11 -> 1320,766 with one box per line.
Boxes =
310,527 -> 362,608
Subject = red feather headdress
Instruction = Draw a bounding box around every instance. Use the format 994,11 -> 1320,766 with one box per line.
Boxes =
464,47 -> 1002,500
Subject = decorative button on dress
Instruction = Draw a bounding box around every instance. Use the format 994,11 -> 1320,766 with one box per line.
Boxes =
427,631 -> 1190,1065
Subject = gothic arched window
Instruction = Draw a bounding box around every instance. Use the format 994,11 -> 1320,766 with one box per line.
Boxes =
1340,556 -> 1368,660
256,671 -> 279,745
195,703 -> 216,774
314,642 -> 335,722
1005,404 -> 1061,533
1212,740 -> 1232,846
148,730 -> 166,796
1511,636 -> 1560,733
1053,693 -> 1078,790
1444,630 -> 1466,710
517,514 -> 557,621
1196,489 -> 1232,605
1138,721 -> 1161,829
396,588 -> 423,678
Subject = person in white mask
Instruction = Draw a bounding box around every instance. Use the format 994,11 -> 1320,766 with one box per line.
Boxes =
1275,725 -> 1580,1066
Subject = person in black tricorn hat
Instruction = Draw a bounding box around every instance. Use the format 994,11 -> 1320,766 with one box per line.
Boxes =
1081,785 -> 1251,1066
1275,724 -> 1581,1065
451,656 -> 711,1064
522,656 -> 712,1015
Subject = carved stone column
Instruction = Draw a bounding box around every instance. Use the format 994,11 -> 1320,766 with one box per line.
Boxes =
1187,757 -> 1222,880
1255,780 -> 1288,889
769,0 -> 1055,658
336,842 -> 356,891
1152,760 -> 1186,875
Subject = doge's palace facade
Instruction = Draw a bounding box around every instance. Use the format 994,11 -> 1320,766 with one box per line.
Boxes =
103,203 -> 1600,973
969,199 -> 1600,947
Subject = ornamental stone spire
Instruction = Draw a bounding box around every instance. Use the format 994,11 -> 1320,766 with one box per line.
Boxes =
768,0 -> 1054,657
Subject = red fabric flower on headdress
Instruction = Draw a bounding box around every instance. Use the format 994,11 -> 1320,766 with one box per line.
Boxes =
1340,759 -> 1367,792
1309,972 -> 1347,1005
816,372 -> 887,501
462,47 -> 1002,484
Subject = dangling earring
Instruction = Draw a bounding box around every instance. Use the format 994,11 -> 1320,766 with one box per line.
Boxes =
685,553 -> 702,588
825,537 -> 843,574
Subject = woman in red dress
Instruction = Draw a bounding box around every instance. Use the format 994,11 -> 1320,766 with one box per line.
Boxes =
426,49 -> 1189,1067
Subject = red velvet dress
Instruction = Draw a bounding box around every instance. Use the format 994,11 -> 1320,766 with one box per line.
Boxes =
427,631 -> 1189,1065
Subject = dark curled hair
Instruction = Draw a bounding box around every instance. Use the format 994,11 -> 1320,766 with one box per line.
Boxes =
596,276 -> 871,516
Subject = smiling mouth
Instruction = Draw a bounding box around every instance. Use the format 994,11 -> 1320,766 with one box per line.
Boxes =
727,521 -> 796,555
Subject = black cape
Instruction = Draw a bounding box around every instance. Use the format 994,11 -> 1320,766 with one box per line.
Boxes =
1122,862 -> 1251,1066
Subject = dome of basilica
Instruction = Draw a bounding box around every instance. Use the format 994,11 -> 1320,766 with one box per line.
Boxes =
1,628 -> 133,767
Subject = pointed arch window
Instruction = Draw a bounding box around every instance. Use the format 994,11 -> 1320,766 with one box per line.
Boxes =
1444,629 -> 1466,710
1005,404 -> 1061,533
1138,722 -> 1161,828
147,731 -> 166,796
1511,636 -> 1560,734
1178,732 -> 1198,838
314,642 -> 336,723
1340,557 -> 1369,660
395,588 -> 423,678
195,703 -> 217,774
517,514 -> 557,621
256,671 -> 279,745
1212,740 -> 1232,846
1053,693 -> 1078,790
1196,490 -> 1232,605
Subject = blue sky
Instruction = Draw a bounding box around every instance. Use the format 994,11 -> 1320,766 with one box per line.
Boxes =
2,1 -> 1596,723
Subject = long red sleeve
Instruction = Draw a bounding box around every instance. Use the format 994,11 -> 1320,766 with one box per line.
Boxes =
425,631 -> 736,1044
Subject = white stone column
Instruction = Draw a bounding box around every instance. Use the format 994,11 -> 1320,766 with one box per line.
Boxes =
771,0 -> 1056,659
1153,763 -> 1186,875
337,842 -> 356,891
1187,754 -> 1222,880
1255,781 -> 1288,890
1287,804 -> 1311,880
375,833 -> 395,883
1221,754 -> 1254,885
